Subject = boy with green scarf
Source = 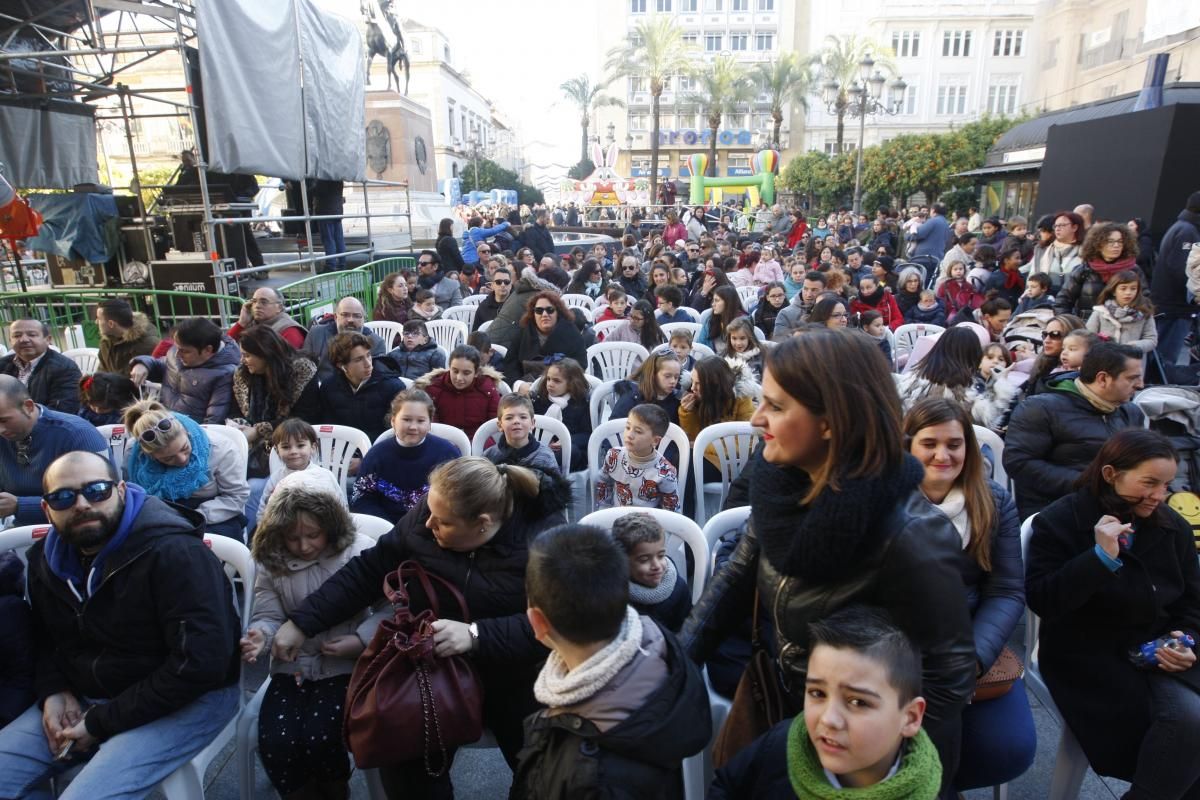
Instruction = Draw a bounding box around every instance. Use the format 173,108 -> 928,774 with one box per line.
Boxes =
711,606 -> 942,799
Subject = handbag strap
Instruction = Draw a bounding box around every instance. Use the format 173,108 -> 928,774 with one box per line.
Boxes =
384,560 -> 474,624
750,586 -> 762,649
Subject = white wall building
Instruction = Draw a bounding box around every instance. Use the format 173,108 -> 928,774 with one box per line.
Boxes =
394,19 -> 523,184
804,0 -> 1038,153
594,0 -> 810,185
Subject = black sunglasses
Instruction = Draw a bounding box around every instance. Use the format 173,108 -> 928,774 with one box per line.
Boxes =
140,418 -> 174,443
43,480 -> 115,511
1041,330 -> 1064,340
492,279 -> 511,286
533,307 -> 557,315
417,260 -> 434,266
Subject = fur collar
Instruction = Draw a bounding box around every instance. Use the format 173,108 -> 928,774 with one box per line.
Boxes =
414,364 -> 504,390
233,355 -> 318,420
724,356 -> 760,399
107,312 -> 155,343
751,454 -> 926,582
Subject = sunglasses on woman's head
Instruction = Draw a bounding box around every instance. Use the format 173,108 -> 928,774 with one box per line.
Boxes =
43,480 -> 116,511
140,417 -> 174,443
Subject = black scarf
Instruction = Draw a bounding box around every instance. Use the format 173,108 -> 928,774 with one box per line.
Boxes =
751,454 -> 926,583
857,285 -> 886,307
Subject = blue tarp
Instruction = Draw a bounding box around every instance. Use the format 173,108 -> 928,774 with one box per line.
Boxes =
26,193 -> 119,263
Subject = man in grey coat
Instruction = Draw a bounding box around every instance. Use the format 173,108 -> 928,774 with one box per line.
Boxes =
300,297 -> 385,383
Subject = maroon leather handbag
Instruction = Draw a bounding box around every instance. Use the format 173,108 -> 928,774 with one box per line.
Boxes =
343,560 -> 484,774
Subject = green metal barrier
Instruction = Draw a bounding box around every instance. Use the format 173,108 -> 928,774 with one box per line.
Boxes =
361,256 -> 417,286
0,288 -> 244,349
276,268 -> 374,326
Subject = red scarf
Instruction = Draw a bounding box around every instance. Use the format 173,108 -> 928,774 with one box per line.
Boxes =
1003,267 -> 1024,290
1087,256 -> 1137,281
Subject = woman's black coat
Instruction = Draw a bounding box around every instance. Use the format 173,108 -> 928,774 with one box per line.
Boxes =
1027,490 -> 1200,778
500,316 -> 588,384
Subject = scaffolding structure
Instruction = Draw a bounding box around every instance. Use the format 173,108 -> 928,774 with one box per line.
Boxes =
0,0 -> 413,298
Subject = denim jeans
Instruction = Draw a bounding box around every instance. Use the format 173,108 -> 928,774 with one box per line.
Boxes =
1156,314 -> 1196,366
0,684 -> 238,800
1127,674 -> 1200,800
319,220 -> 346,270
954,677 -> 1038,789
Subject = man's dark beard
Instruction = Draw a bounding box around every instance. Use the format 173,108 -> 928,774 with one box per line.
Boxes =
59,504 -> 123,552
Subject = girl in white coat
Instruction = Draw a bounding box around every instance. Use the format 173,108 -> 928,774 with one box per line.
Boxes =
1085,270 -> 1158,353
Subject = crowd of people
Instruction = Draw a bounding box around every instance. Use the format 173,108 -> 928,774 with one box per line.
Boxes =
1,186 -> 1199,800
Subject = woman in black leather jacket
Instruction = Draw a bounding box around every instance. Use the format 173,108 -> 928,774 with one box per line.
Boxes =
680,330 -> 976,795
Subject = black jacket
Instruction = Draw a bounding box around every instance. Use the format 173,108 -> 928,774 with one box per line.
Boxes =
633,576 -> 692,633
26,493 -> 240,740
436,233 -> 466,274
472,292 -> 505,332
289,494 -> 558,674
520,222 -> 556,261
1152,208 -> 1200,315
1003,378 -> 1146,518
512,621 -> 711,800
0,553 -> 32,726
317,357 -> 406,441
616,273 -> 651,304
500,317 -> 588,384
609,381 -> 682,427
0,350 -> 82,413
1055,262 -> 1146,319
1027,490 -> 1200,778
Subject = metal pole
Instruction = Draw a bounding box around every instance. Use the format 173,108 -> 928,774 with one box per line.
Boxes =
175,14 -> 217,286
116,86 -> 155,277
294,2 -> 317,276
362,180 -> 373,256
853,99 -> 867,216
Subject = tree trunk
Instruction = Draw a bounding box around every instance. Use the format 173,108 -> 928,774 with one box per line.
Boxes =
708,122 -> 719,177
580,115 -> 590,165
772,108 -> 783,148
836,104 -> 845,155
649,90 -> 661,209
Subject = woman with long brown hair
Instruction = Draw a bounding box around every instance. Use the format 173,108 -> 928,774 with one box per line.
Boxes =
1058,222 -> 1144,319
903,397 -> 1035,792
498,291 -> 588,384
373,272 -> 411,326
682,330 -> 975,793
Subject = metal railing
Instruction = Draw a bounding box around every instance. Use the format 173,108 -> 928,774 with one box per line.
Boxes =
276,268 -> 374,327
359,256 -> 417,287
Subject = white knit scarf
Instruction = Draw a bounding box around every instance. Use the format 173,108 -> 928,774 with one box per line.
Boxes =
628,556 -> 678,605
541,392 -> 569,422
534,606 -> 644,707
926,487 -> 971,549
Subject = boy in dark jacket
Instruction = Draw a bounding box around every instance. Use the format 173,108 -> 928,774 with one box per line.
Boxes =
1014,272 -> 1055,315
387,320 -> 447,380
0,552 -> 33,727
514,524 -> 711,799
612,513 -> 691,632
905,290 -> 948,327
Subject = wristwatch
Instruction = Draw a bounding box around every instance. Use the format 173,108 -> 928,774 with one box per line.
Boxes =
468,622 -> 479,650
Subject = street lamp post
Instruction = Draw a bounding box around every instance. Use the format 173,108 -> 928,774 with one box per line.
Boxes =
468,137 -> 481,189
821,54 -> 906,215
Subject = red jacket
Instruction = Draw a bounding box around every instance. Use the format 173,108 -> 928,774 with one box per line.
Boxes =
418,366 -> 502,439
936,278 -> 983,318
849,290 -> 905,331
787,219 -> 808,249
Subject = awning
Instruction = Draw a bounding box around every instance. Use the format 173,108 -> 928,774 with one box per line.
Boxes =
954,162 -> 1043,179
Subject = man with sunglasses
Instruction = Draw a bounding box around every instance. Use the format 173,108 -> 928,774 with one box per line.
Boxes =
415,250 -> 463,310
0,376 -> 106,525
0,450 -> 240,798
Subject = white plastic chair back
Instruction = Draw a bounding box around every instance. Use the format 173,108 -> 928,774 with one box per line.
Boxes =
660,321 -> 701,340
893,323 -> 945,364
442,305 -> 478,327
573,305 -> 595,323
701,506 -> 751,577
579,508 -> 708,603
460,293 -> 487,307
491,343 -> 508,358
736,285 -> 760,310
63,347 -> 100,375
585,420 -> 690,516
0,523 -> 52,567
364,320 -> 405,349
753,326 -> 767,342
676,306 -> 702,322
471,414 -> 572,475
973,425 -> 1008,486
426,319 -> 469,354
96,423 -> 135,478
562,293 -> 596,312
691,342 -> 716,359
476,319 -> 493,332
692,421 -> 760,525
372,422 -> 470,457
586,341 -> 649,381
592,319 -> 625,340
589,379 -> 620,428
272,425 -> 370,491
63,323 -> 88,350
352,513 -> 394,540
883,328 -> 897,369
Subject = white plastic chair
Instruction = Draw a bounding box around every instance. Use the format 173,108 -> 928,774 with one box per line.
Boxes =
272,425 -> 372,493
0,523 -> 52,566
586,419 -> 691,515
893,323 -> 945,367
470,414 -> 572,476
701,505 -> 751,577
589,379 -> 620,428
579,507 -> 707,602
476,319 -> 493,332
62,347 -> 100,375
96,423 -> 136,479
736,285 -> 760,310
586,341 -> 649,382
692,422 -> 760,526
691,342 -> 716,359
372,422 -> 471,457
442,304 -> 478,327
753,326 -> 768,342
592,319 -> 625,341
352,512 -> 394,540
460,293 -> 487,307
1020,514 -> 1090,800
562,293 -> 596,312
676,306 -> 702,322
426,319 -> 469,354
490,343 -> 507,358
364,320 -> 405,349
973,424 -> 1008,487
660,321 -> 701,340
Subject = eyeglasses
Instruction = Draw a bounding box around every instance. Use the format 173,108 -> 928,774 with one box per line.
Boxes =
1041,330 -> 1064,340
139,417 -> 175,443
43,480 -> 115,511
533,307 -> 557,315
1052,223 -> 1074,230
1103,238 -> 1124,247
492,279 -> 511,286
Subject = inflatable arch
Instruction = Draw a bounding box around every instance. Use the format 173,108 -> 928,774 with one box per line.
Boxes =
687,150 -> 779,207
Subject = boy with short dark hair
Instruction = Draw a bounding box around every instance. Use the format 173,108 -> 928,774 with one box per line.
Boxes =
388,320 -> 446,379
483,393 -> 561,475
711,606 -> 941,799
1015,272 -> 1054,315
611,512 -> 691,631
514,524 -> 711,799
467,330 -> 503,370
654,285 -> 691,323
595,404 -> 681,512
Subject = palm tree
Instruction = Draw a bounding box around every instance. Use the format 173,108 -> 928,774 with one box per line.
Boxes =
605,17 -> 695,204
812,34 -> 895,154
685,55 -> 756,177
559,74 -> 624,165
754,53 -> 814,148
